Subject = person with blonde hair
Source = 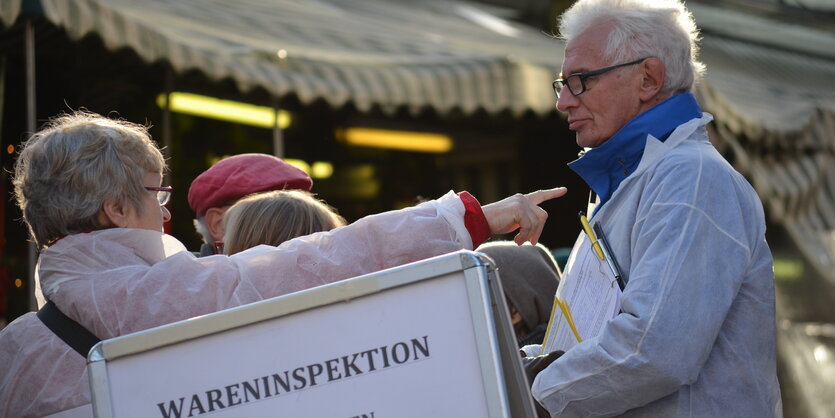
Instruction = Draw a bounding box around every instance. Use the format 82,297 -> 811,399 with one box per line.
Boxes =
223,190 -> 346,255
0,110 -> 567,417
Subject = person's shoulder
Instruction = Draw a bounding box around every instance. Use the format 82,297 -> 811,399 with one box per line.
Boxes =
648,136 -> 764,218
0,312 -> 41,352
640,135 -> 760,208
656,136 -> 736,181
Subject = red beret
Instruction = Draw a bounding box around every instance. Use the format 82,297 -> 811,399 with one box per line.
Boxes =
188,153 -> 313,217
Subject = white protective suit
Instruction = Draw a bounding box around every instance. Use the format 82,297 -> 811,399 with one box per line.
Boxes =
0,192 -> 473,418
529,114 -> 783,416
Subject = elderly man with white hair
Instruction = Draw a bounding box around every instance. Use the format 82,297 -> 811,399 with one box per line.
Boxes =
522,0 -> 783,416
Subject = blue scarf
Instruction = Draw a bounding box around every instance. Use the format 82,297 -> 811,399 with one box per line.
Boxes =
568,92 -> 702,209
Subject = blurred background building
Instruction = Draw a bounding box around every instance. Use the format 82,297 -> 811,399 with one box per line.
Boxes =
0,0 -> 833,415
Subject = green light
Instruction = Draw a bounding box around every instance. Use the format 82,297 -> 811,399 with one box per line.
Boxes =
773,258 -> 803,282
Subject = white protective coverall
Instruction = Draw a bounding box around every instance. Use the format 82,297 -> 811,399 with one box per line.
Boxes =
0,192 -> 473,418
528,114 -> 783,417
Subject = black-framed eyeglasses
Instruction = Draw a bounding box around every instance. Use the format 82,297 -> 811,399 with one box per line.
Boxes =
553,57 -> 651,98
145,186 -> 173,205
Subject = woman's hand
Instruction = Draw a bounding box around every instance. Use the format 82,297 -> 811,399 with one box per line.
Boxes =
481,187 -> 567,245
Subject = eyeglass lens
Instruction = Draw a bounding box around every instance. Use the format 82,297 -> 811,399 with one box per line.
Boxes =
554,76 -> 584,98
145,187 -> 172,205
157,191 -> 171,205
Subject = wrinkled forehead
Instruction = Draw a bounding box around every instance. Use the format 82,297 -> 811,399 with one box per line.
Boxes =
560,25 -> 612,75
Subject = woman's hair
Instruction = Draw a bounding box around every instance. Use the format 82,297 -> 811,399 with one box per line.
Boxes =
13,111 -> 166,248
558,0 -> 705,96
223,190 -> 346,255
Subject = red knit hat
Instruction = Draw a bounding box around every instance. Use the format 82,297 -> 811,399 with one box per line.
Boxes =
188,154 -> 313,217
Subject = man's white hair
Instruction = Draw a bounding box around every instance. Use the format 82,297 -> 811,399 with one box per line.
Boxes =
559,0 -> 705,96
193,217 -> 214,245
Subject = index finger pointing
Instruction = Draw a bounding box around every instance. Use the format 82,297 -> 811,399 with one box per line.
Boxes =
524,187 -> 568,205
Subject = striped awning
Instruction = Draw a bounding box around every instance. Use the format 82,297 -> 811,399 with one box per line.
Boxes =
0,0 -> 21,27
3,0 -> 834,283
689,3 -> 835,286
34,0 -> 562,117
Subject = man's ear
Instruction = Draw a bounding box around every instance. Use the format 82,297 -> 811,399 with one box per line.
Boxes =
101,200 -> 131,228
205,207 -> 227,242
638,57 -> 665,102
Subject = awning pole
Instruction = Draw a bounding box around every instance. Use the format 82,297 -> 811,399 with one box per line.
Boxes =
24,20 -> 36,311
162,66 -> 173,175
272,96 -> 283,158
273,50 -> 287,158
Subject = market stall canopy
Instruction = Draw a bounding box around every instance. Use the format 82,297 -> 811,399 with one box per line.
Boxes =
687,2 -> 835,285
690,2 -> 835,132
0,0 -> 21,28
2,0 -> 833,282
24,0 -> 564,117
5,0 -> 833,127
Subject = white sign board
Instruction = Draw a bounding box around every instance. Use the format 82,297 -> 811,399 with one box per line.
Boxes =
88,250 -> 536,418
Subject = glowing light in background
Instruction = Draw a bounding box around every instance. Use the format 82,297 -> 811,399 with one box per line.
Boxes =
814,345 -> 829,363
157,92 -> 291,129
336,127 -> 453,153
311,161 -> 334,179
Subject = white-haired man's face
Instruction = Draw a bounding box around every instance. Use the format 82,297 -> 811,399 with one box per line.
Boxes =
556,25 -> 650,148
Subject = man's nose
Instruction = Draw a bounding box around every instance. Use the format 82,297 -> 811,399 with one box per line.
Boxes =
556,90 -> 578,112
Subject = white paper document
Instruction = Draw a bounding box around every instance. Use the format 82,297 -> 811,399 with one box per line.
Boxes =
542,232 -> 622,353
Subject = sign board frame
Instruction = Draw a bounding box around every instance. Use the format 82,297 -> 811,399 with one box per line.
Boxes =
87,250 -> 536,418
